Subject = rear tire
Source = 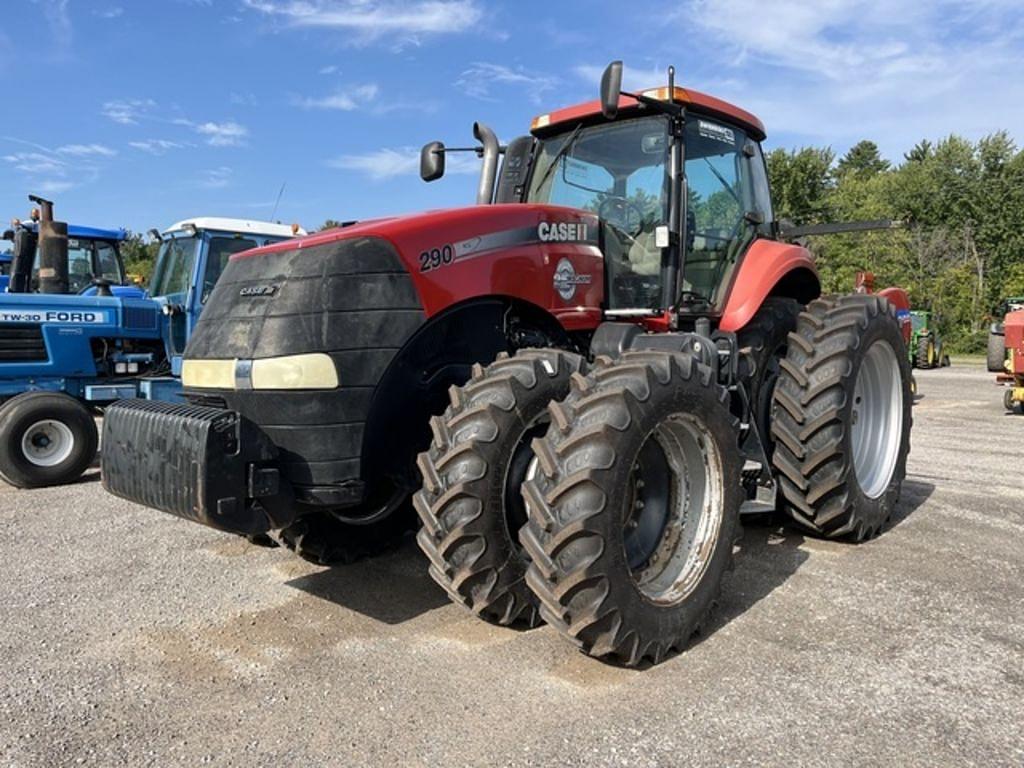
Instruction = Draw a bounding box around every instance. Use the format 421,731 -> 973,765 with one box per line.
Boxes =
0,392 -> 98,488
987,331 -> 1006,372
414,349 -> 585,627
521,352 -> 741,666
736,297 -> 802,454
771,295 -> 912,541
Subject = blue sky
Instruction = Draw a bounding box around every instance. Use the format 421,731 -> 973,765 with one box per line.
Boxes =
2,0 -> 1023,234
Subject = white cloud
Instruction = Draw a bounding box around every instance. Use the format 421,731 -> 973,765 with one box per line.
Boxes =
94,6 -> 124,18
55,143 -> 117,157
327,146 -> 480,181
101,99 -> 156,125
242,0 -> 482,43
678,0 -> 1024,155
574,63 -> 675,94
36,180 -> 75,194
129,139 -> 187,155
455,63 -> 557,104
199,167 -> 233,188
296,83 -> 379,110
36,0 -> 72,54
193,121 -> 249,147
319,64 -> 339,75
3,151 -> 66,175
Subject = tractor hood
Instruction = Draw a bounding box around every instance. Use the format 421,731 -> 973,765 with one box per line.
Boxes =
229,203 -> 605,323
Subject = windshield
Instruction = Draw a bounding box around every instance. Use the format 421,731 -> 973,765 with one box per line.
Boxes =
528,116 -> 670,309
149,235 -> 199,300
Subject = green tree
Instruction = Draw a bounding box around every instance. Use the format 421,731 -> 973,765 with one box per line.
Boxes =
835,140 -> 889,179
765,146 -> 834,224
120,232 -> 160,283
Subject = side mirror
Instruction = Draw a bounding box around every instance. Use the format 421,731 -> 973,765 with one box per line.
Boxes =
420,141 -> 446,182
600,60 -> 623,120
1,230 -> 13,241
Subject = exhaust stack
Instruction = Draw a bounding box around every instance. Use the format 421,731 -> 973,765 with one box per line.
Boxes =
31,195 -> 70,295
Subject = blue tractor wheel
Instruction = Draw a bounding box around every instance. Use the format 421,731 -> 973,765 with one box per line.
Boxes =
0,392 -> 98,488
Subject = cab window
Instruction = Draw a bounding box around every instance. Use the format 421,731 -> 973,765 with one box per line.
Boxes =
66,239 -> 95,292
202,237 -> 257,302
94,241 -> 123,284
683,117 -> 756,305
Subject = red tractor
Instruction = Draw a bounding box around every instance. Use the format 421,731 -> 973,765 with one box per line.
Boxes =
101,62 -> 912,666
996,309 -> 1024,413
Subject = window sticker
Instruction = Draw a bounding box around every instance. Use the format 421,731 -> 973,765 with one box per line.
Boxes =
698,120 -> 735,146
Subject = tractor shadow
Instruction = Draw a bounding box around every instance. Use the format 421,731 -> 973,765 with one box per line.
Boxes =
283,533 -> 449,625
281,480 -> 935,645
689,477 -> 935,656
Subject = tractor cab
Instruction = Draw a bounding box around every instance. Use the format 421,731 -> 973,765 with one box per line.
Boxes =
2,197 -> 139,297
148,218 -> 305,374
524,104 -> 772,316
422,63 -> 787,331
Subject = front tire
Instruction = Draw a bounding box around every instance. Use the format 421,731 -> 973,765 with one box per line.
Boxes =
279,506 -> 415,565
771,295 -> 912,541
0,392 -> 98,488
520,352 -> 741,666
917,333 -> 937,369
414,349 -> 585,627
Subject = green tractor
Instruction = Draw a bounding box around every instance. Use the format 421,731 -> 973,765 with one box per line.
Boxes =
910,310 -> 949,369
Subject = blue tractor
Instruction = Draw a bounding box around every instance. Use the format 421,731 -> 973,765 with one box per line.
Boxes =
2,196 -> 142,297
0,201 -> 303,488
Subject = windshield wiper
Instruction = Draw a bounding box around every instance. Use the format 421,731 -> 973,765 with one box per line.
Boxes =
703,157 -> 742,207
533,124 -> 584,196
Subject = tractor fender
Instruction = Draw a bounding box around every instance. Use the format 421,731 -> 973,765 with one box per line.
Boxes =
718,240 -> 820,332
360,295 -> 570,500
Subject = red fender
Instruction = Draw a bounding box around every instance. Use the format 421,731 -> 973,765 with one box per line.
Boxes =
718,240 -> 819,332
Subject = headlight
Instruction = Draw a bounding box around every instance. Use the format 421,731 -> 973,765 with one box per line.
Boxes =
181,359 -> 236,389
251,353 -> 338,390
181,353 -> 338,390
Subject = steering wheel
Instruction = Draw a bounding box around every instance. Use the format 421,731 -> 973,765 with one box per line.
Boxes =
598,196 -> 645,237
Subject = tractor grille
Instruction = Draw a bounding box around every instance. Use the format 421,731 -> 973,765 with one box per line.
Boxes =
0,323 -> 48,362
123,305 -> 159,330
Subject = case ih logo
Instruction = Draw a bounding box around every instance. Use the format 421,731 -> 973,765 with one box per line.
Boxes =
537,221 -> 588,242
553,258 -> 592,301
239,284 -> 278,297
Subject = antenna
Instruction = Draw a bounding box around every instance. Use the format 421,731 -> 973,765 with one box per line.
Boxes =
668,65 -> 675,93
270,181 -> 286,222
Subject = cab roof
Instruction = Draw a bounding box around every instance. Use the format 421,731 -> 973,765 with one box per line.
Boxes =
19,222 -> 128,241
531,86 -> 766,141
163,217 -> 306,238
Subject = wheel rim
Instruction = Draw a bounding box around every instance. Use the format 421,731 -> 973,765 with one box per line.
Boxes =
21,419 -> 75,467
623,415 -> 724,606
850,340 -> 903,499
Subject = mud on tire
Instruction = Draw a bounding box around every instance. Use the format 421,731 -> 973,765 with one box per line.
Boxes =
771,295 -> 912,541
414,348 -> 585,627
520,352 -> 741,666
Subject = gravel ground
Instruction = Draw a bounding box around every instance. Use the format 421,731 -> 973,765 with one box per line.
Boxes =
0,363 -> 1021,767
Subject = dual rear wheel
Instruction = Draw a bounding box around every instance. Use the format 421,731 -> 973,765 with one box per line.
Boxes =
414,295 -> 912,665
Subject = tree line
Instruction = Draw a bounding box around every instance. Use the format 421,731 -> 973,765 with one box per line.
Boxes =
767,133 -> 1024,352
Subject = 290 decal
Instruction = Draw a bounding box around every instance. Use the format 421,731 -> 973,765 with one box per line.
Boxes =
419,244 -> 455,273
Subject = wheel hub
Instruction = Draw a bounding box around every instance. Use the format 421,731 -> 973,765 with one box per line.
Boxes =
21,419 -> 75,468
850,340 -> 903,499
623,415 -> 724,606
